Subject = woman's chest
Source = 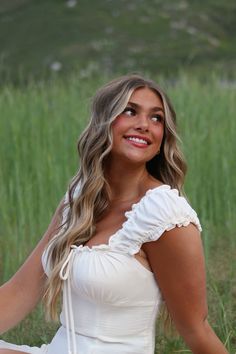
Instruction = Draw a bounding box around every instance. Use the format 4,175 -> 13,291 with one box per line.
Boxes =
71,250 -> 159,305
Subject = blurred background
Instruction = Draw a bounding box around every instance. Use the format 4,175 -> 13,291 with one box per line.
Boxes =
0,0 -> 235,83
0,0 -> 235,353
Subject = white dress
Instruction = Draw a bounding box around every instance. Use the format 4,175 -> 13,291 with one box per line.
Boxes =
0,185 -> 202,354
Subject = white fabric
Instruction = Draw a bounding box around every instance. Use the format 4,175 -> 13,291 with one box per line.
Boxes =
109,185 -> 202,255
59,245 -> 78,354
0,184 -> 201,354
0,340 -> 48,353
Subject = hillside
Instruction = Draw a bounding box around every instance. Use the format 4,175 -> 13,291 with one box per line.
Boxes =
0,0 -> 235,83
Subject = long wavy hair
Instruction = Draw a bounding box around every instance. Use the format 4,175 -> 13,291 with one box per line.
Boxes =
43,74 -> 187,320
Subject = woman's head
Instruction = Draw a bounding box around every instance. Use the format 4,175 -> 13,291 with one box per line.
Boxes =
109,86 -> 165,168
78,74 -> 186,190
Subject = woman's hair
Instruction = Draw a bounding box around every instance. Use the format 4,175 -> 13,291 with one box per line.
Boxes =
43,74 -> 187,320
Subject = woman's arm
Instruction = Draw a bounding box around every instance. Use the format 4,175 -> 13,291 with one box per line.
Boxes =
0,198 -> 65,334
143,224 -> 228,354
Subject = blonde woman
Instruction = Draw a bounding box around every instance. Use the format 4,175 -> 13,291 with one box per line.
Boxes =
0,75 -> 228,354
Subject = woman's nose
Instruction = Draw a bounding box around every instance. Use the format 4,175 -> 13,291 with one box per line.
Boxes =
135,114 -> 149,131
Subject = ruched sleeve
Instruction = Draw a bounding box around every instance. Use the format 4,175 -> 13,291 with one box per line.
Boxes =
109,185 -> 202,255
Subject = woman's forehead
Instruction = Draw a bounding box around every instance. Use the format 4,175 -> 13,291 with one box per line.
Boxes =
128,87 -> 164,110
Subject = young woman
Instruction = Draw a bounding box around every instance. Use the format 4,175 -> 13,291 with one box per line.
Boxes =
0,75 -> 228,353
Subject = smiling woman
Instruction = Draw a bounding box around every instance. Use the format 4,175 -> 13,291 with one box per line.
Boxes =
0,74 -> 228,354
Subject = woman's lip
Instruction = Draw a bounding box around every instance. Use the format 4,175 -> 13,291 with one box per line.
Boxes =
124,137 -> 149,148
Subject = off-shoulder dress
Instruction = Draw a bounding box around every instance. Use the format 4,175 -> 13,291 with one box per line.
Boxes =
0,184 -> 201,354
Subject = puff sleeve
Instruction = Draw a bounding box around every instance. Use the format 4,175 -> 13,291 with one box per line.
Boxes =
109,185 -> 202,255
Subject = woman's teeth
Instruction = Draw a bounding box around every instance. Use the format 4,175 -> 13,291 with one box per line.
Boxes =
126,137 -> 148,145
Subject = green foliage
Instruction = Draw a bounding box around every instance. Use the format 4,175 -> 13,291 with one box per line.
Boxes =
0,72 -> 235,352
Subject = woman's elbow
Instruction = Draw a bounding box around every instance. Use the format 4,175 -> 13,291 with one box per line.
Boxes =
178,317 -> 228,354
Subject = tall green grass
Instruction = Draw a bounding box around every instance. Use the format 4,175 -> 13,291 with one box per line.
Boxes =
0,73 -> 235,352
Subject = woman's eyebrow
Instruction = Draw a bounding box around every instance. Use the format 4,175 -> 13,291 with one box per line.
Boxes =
127,101 -> 164,113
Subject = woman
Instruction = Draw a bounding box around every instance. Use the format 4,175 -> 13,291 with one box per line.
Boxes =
0,74 -> 228,353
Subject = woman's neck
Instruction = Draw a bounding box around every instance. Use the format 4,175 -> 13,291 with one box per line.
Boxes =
105,163 -> 152,202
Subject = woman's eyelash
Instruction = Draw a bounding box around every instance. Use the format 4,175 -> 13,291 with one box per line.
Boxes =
122,107 -> 164,122
123,107 -> 136,115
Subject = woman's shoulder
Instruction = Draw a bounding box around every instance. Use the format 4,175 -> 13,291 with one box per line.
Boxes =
141,183 -> 189,213
135,183 -> 187,214
136,184 -> 201,231
109,184 -> 202,255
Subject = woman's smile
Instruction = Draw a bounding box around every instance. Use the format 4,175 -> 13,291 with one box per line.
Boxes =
110,87 -> 165,164
124,135 -> 151,148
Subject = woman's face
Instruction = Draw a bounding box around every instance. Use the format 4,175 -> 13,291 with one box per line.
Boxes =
110,87 -> 165,166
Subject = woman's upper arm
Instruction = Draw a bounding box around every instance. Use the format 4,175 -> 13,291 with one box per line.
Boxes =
143,224 -> 208,336
0,198 -> 66,333
8,197 -> 65,300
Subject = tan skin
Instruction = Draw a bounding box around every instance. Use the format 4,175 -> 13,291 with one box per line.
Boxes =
0,199 -> 65,354
0,87 -> 228,353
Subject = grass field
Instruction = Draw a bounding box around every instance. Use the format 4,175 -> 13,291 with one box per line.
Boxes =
0,72 -> 235,353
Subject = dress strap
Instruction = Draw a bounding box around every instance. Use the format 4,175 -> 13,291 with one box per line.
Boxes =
59,245 -> 78,354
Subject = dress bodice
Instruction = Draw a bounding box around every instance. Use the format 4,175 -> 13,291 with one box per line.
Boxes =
42,184 -> 201,354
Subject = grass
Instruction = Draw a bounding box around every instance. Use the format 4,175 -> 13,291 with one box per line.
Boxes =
0,72 -> 235,353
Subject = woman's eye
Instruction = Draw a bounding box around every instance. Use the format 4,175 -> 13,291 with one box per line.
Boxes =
122,107 -> 136,116
151,115 -> 164,123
